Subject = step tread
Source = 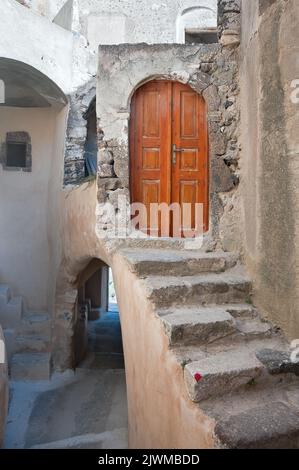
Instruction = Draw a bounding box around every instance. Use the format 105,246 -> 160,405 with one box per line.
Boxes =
215,401 -> 299,448
11,352 -> 51,364
7,296 -> 22,306
158,303 -> 257,318
236,318 -> 273,336
24,312 -> 50,323
16,334 -> 50,342
121,249 -> 239,277
145,270 -> 251,290
160,306 -> 235,325
172,334 -> 288,372
186,348 -> 263,375
10,352 -> 51,381
122,248 -> 237,263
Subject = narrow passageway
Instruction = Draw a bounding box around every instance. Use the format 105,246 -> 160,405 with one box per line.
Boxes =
4,269 -> 128,449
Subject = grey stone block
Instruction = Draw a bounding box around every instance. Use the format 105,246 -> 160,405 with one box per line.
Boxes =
184,350 -> 263,402
215,402 -> 299,449
256,349 -> 299,376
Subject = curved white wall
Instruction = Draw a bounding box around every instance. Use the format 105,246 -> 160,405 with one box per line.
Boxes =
1,0 -> 73,94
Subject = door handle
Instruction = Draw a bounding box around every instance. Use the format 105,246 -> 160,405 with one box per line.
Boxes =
172,144 -> 184,165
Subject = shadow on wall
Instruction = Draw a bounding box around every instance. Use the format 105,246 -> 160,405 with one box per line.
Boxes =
83,97 -> 97,178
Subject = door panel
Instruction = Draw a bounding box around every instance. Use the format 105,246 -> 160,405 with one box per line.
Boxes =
130,80 -> 208,237
172,82 -> 209,234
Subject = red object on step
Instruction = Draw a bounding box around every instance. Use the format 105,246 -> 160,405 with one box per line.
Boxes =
194,373 -> 202,383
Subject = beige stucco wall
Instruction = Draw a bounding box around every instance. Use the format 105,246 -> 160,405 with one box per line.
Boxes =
240,0 -> 299,339
51,179 -> 107,370
112,254 -> 215,449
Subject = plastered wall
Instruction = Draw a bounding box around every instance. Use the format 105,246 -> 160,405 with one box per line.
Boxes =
240,0 -> 299,339
0,107 -> 61,310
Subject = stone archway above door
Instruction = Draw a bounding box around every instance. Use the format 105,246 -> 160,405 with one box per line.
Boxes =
96,43 -> 241,248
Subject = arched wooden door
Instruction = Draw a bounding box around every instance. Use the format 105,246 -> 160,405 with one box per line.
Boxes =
130,80 -> 208,237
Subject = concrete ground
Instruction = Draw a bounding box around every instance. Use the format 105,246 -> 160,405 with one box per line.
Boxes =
4,306 -> 128,449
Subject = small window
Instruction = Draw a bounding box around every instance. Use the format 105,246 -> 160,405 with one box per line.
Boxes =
6,142 -> 27,168
185,29 -> 218,44
1,131 -> 32,171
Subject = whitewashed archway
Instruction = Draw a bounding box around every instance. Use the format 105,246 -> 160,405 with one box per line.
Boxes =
176,3 -> 217,43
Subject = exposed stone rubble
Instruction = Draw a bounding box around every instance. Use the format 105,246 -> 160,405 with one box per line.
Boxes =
96,38 -> 242,248
64,79 -> 97,185
0,284 -> 51,381
121,246 -> 299,449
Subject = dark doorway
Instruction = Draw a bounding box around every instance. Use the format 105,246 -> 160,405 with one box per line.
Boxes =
83,97 -> 97,177
75,261 -> 124,369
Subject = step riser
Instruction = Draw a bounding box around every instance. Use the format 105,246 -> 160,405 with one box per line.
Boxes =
15,338 -> 51,354
165,323 -> 235,346
184,363 -> 264,403
132,260 -> 231,277
10,353 -> 52,381
150,282 -> 251,308
10,364 -> 51,381
0,300 -> 23,329
162,314 -> 236,346
0,286 -> 11,304
20,321 -> 51,337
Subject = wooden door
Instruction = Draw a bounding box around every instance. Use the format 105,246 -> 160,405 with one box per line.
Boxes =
130,80 -> 208,237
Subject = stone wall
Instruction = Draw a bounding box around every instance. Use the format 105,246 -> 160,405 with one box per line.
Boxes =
95,0 -> 242,249
240,0 -> 299,339
62,0 -> 218,184
64,80 -> 96,185
74,0 -> 218,48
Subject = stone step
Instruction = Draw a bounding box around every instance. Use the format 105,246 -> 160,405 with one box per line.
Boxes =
10,352 -> 51,381
15,335 -> 51,353
159,306 -> 236,346
21,312 -> 51,336
0,284 -> 11,304
184,349 -> 264,402
111,234 -> 217,254
144,271 -> 251,308
3,329 -> 16,361
173,333 -> 289,369
0,296 -> 23,329
235,318 -> 273,339
215,401 -> 299,449
118,237 -> 187,250
224,304 -> 258,319
122,249 -> 238,277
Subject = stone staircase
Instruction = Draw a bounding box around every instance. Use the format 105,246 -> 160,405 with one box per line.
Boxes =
0,284 -> 51,381
120,246 -> 299,449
